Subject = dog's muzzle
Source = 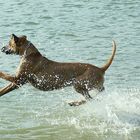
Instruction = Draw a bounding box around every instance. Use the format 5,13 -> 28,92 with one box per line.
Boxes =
1,46 -> 13,54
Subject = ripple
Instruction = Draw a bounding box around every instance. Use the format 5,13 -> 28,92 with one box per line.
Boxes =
40,15 -> 53,20
59,33 -> 77,37
24,21 -> 39,25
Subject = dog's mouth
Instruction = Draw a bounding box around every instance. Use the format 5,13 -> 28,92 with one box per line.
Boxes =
1,46 -> 15,55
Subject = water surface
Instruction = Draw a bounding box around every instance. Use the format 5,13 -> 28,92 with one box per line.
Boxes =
0,0 -> 140,139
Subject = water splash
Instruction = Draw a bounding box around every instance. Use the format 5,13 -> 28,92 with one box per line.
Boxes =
70,87 -> 140,135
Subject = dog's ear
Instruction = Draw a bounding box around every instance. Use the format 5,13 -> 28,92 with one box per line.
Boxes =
21,35 -> 27,40
20,35 -> 27,42
11,34 -> 19,43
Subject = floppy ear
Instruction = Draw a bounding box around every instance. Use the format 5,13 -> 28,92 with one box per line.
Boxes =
20,35 -> 27,42
11,34 -> 19,43
21,35 -> 27,40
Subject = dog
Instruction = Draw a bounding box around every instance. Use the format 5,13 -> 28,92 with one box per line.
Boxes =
0,34 -> 116,106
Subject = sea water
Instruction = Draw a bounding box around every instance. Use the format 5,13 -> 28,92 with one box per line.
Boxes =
0,0 -> 140,139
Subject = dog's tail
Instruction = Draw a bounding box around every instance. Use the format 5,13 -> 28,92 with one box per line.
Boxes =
101,40 -> 116,72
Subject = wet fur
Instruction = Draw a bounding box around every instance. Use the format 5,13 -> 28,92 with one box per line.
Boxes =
0,34 -> 116,106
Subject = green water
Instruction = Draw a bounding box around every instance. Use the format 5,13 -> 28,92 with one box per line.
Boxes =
0,0 -> 140,140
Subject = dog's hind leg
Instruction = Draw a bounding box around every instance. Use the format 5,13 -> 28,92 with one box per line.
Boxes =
74,85 -> 92,100
68,84 -> 92,106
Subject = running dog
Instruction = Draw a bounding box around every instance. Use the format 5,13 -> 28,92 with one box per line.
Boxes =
0,34 -> 116,106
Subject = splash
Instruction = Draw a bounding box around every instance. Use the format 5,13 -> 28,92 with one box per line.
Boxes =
75,87 -> 140,135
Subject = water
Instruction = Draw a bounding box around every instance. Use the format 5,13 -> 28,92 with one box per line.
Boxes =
0,0 -> 140,139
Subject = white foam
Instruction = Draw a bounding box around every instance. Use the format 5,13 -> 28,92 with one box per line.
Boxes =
78,87 -> 140,134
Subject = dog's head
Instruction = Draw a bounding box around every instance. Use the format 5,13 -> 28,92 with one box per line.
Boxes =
1,34 -> 28,55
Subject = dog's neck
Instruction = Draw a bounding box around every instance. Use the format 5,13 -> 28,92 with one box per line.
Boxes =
22,41 -> 41,58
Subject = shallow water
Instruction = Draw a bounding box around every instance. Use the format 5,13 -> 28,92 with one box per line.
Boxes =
0,0 -> 140,140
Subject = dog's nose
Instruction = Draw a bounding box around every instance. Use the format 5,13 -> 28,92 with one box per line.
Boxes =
1,46 -> 11,54
1,46 -> 6,52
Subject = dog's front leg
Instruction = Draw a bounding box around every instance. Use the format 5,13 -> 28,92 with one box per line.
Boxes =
0,71 -> 15,82
0,83 -> 18,97
0,74 -> 27,97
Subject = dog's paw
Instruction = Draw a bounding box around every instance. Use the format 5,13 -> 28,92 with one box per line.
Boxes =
67,100 -> 86,106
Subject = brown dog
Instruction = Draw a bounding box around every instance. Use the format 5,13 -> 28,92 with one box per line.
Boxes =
0,34 -> 116,106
